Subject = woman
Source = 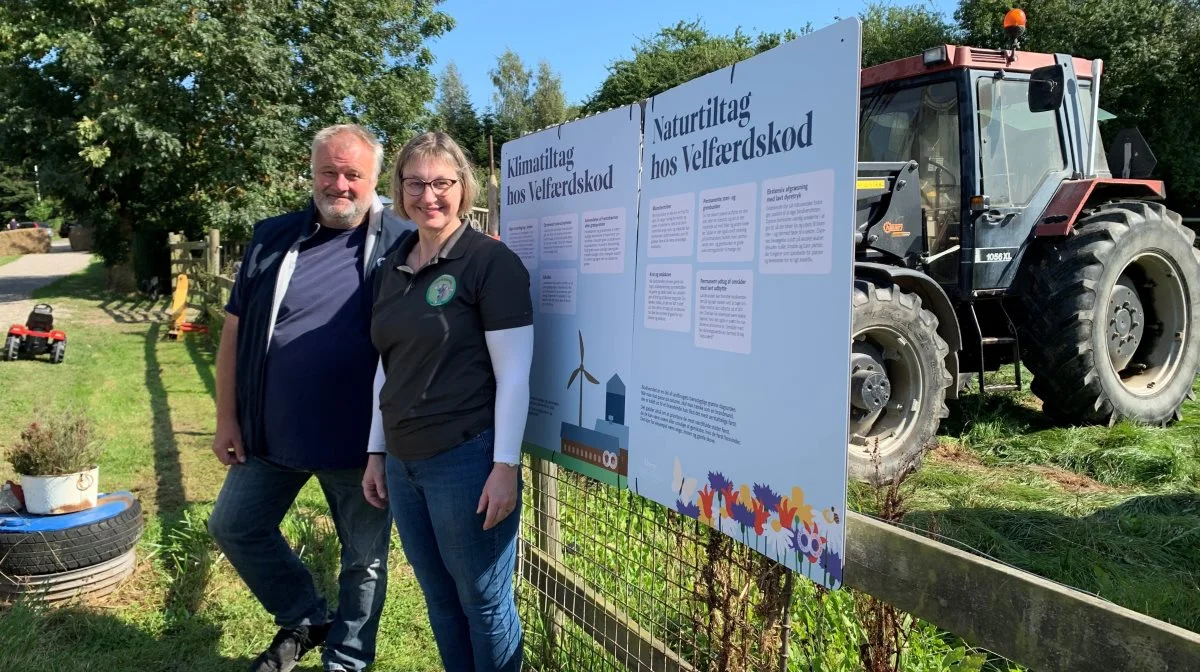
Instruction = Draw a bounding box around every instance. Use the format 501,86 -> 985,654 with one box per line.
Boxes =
361,131 -> 532,672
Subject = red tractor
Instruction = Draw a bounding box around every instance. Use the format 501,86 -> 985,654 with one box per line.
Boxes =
5,303 -> 67,364
848,9 -> 1200,482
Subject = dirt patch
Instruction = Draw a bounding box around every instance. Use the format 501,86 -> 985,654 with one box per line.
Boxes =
1031,465 -> 1113,493
930,441 -> 984,467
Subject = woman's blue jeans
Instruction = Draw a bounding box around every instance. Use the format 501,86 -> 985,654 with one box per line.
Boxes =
385,429 -> 523,671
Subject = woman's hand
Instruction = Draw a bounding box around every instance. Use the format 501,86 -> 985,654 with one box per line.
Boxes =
362,454 -> 388,509
477,463 -> 519,530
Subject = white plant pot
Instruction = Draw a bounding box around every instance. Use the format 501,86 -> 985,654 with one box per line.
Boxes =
21,467 -> 99,515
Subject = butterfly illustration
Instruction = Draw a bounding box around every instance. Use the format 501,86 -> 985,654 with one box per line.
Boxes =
672,457 -> 697,501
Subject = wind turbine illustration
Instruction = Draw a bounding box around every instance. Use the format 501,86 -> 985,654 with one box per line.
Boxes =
566,330 -> 599,426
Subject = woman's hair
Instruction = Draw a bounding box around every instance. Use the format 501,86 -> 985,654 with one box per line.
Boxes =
390,132 -> 479,220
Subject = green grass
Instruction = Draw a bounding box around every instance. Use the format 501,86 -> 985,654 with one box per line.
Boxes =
0,255 -> 20,268
868,369 -> 1200,633
0,261 -> 442,671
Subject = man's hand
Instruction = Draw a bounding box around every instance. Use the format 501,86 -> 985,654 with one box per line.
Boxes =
477,463 -> 519,531
211,416 -> 245,465
362,454 -> 388,509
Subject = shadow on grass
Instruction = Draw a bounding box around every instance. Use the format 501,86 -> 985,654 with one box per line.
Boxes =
904,492 -> 1200,632
941,389 -> 1053,439
184,331 -> 218,402
143,323 -> 221,632
0,599 -> 250,671
28,259 -> 173,324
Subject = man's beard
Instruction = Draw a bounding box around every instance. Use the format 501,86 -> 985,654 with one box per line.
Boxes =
315,194 -> 368,228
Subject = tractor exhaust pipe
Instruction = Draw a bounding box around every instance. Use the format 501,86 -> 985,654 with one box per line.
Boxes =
1087,58 -> 1103,178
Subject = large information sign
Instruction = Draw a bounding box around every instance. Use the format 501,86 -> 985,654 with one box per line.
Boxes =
627,20 -> 860,587
500,104 -> 644,482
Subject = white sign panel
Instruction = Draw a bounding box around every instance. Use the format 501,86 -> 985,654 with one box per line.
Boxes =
501,105 -> 643,481
628,19 -> 861,588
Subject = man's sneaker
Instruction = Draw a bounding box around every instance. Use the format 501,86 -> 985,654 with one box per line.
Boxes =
248,621 -> 332,672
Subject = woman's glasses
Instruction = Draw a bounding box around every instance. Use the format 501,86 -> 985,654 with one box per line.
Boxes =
401,178 -> 458,196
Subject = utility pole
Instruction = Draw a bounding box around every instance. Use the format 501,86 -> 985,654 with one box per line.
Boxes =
34,164 -> 41,203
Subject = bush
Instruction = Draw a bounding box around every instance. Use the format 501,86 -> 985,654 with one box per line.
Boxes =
5,408 -> 101,476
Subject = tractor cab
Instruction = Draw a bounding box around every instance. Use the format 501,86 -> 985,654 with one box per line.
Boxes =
856,36 -> 1114,297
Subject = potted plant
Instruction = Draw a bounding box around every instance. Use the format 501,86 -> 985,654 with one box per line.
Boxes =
5,407 -> 101,515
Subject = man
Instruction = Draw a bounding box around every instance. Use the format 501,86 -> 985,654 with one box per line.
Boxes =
208,124 -> 411,672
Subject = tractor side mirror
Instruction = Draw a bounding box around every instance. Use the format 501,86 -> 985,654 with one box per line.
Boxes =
1028,65 -> 1065,113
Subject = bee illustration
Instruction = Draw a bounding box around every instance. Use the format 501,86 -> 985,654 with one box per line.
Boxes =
823,506 -> 840,525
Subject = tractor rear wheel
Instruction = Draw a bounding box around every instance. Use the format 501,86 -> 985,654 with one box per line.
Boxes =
848,278 -> 951,483
51,340 -> 65,364
1020,200 -> 1200,425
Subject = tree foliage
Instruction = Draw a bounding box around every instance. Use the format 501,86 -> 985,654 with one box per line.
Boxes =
434,62 -> 484,166
529,61 -> 568,132
0,0 -> 452,279
858,2 -> 958,67
0,164 -> 38,223
581,21 -> 806,114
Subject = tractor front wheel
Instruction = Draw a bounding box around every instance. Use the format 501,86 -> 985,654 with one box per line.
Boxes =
4,335 -> 18,361
1020,200 -> 1200,425
51,340 -> 66,364
848,278 -> 952,483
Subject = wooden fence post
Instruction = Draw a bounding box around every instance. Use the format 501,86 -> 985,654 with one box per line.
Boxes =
167,232 -> 183,290
206,229 -> 220,276
530,457 -> 564,665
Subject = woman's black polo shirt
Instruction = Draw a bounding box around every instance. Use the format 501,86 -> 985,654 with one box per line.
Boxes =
371,222 -> 532,460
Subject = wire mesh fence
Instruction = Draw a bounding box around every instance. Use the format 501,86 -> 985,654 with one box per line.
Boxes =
513,457 -> 962,672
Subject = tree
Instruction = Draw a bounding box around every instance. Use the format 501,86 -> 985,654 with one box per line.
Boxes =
529,61 -> 569,131
0,0 -> 452,285
957,0 -> 1200,213
434,62 -> 484,166
0,164 -> 38,223
581,21 -> 807,114
857,2 -> 958,67
490,50 -> 533,133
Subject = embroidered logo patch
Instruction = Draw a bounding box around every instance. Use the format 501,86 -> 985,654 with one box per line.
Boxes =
426,274 -> 457,306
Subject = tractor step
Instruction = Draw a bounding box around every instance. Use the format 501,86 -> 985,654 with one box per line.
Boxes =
968,300 -> 1024,395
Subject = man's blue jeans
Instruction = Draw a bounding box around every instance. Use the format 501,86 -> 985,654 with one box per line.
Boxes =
385,429 -> 523,672
208,455 -> 391,671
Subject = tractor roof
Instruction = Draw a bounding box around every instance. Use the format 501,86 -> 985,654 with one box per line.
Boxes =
861,45 -> 1096,89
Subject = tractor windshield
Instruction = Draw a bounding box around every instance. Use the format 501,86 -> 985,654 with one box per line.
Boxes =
859,80 -> 962,283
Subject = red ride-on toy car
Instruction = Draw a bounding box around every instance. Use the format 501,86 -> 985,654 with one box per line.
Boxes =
5,303 -> 67,364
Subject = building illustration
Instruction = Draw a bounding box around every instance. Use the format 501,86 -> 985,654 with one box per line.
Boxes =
559,331 -> 629,475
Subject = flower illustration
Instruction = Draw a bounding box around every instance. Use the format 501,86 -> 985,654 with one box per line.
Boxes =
763,521 -> 793,558
707,472 -> 731,493
750,499 -> 770,535
776,497 -> 799,532
720,485 -> 739,519
697,485 -> 715,522
729,500 -> 757,529
820,547 -> 843,585
753,483 -> 782,512
787,525 -> 805,553
783,487 -> 815,529
798,519 -> 826,564
675,499 -> 700,520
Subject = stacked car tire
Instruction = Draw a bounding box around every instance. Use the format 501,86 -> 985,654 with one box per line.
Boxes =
0,491 -> 144,603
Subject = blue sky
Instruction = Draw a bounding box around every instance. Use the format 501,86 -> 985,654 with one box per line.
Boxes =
427,0 -> 958,112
